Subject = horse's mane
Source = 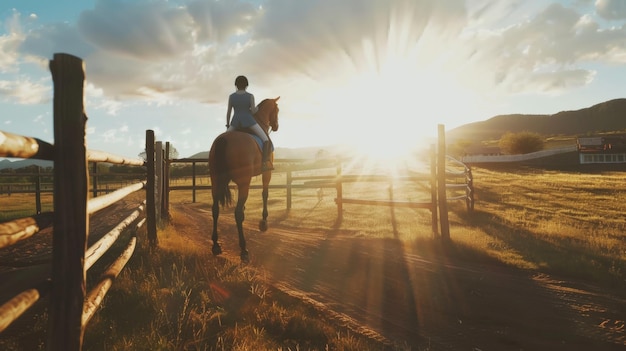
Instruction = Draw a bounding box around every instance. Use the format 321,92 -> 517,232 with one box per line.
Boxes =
257,99 -> 270,108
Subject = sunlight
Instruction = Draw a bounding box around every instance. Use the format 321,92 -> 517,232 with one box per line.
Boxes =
318,51 -> 455,173
305,8 -> 476,170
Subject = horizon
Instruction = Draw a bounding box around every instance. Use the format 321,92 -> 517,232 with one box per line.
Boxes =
2,1 -> 626,161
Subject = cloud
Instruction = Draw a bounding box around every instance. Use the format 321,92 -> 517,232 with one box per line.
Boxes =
0,33 -> 21,73
246,0 -> 466,79
0,77 -> 50,104
462,3 -> 626,94
0,11 -> 25,72
186,0 -> 259,42
4,0 -> 626,109
595,0 -> 626,20
20,22 -> 94,61
78,0 -> 195,60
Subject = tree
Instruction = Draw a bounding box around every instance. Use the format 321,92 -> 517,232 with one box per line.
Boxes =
448,139 -> 473,158
498,131 -> 545,154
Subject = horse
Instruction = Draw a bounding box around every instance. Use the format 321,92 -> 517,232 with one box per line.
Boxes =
208,96 -> 280,263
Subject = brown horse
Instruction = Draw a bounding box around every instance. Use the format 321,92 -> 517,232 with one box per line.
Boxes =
208,97 -> 280,262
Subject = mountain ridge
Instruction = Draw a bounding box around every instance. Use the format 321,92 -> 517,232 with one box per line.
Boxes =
448,98 -> 626,142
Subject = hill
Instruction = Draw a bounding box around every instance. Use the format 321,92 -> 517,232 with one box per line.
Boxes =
0,158 -> 53,171
448,98 -> 626,143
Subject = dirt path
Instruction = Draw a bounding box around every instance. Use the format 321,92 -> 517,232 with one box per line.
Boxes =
172,202 -> 626,350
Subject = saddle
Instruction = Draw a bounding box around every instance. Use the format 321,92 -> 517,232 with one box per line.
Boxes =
234,128 -> 274,153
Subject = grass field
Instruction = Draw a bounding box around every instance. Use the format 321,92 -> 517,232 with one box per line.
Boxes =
1,166 -> 625,349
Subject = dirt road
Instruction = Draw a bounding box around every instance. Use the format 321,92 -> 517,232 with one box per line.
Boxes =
172,202 -> 626,350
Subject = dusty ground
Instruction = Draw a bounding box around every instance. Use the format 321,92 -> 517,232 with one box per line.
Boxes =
2,198 -> 625,350
172,201 -> 626,351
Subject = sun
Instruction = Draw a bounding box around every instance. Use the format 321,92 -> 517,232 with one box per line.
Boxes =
318,56 -> 453,172
299,6 -> 481,172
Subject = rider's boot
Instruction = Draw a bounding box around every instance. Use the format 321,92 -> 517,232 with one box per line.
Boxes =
262,141 -> 274,171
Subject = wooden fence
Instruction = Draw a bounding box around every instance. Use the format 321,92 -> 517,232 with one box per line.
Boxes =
166,125 -> 474,240
0,53 -> 167,351
0,169 -> 148,215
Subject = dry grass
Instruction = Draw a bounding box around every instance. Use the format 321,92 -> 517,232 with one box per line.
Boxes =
79,211 -> 401,351
167,166 -> 626,289
447,167 -> 626,288
0,192 -> 53,220
2,165 -> 626,350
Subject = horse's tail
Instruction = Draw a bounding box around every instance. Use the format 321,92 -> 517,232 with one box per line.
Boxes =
212,136 -> 232,207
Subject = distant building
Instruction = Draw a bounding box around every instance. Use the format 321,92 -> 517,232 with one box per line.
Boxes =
577,134 -> 626,164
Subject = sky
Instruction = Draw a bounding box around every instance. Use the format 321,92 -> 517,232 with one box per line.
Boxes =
1,0 -> 626,160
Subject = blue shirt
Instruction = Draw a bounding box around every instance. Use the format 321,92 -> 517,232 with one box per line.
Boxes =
228,92 -> 256,129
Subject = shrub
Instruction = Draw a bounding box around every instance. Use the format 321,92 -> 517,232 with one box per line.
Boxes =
498,131 -> 545,154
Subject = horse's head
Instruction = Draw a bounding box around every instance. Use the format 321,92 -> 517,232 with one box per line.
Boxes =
256,96 -> 280,132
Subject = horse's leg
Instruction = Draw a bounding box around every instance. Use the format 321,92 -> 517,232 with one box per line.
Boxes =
211,199 -> 222,255
259,172 -> 271,232
235,183 -> 250,263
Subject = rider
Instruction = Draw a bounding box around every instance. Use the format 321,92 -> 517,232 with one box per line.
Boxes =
226,75 -> 273,171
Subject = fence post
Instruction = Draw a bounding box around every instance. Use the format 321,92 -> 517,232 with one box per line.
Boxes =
336,159 -> 343,221
286,170 -> 292,211
48,53 -> 88,351
91,162 -> 98,198
35,166 -> 42,214
466,167 -> 474,212
192,161 -> 197,203
437,124 -> 450,241
430,145 -> 438,237
155,142 -> 163,222
163,142 -> 170,220
146,130 -> 158,247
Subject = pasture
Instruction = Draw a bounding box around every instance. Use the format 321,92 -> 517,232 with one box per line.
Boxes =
1,165 -> 626,350
167,165 -> 626,288
96,166 -> 626,349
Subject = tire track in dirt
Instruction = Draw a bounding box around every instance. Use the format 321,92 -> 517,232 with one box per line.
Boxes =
173,202 -> 626,350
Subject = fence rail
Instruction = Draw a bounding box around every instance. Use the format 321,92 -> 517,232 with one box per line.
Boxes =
0,53 -> 167,351
166,127 -> 475,238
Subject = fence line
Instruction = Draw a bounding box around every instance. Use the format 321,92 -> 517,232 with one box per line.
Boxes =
166,127 -> 475,239
0,53 -> 167,351
0,169 -> 147,215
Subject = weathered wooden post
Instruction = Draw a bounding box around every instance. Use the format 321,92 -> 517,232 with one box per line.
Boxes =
286,170 -> 292,211
437,124 -> 450,241
162,142 -> 170,220
48,53 -> 88,351
192,161 -> 197,203
146,130 -> 158,247
35,166 -> 42,214
466,167 -> 474,212
155,142 -> 163,221
91,162 -> 98,198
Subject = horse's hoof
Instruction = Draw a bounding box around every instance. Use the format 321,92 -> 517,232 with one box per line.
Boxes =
240,250 -> 250,264
259,220 -> 268,232
212,243 -> 223,256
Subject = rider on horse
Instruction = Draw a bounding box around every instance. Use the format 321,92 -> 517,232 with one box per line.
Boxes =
226,75 -> 273,171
